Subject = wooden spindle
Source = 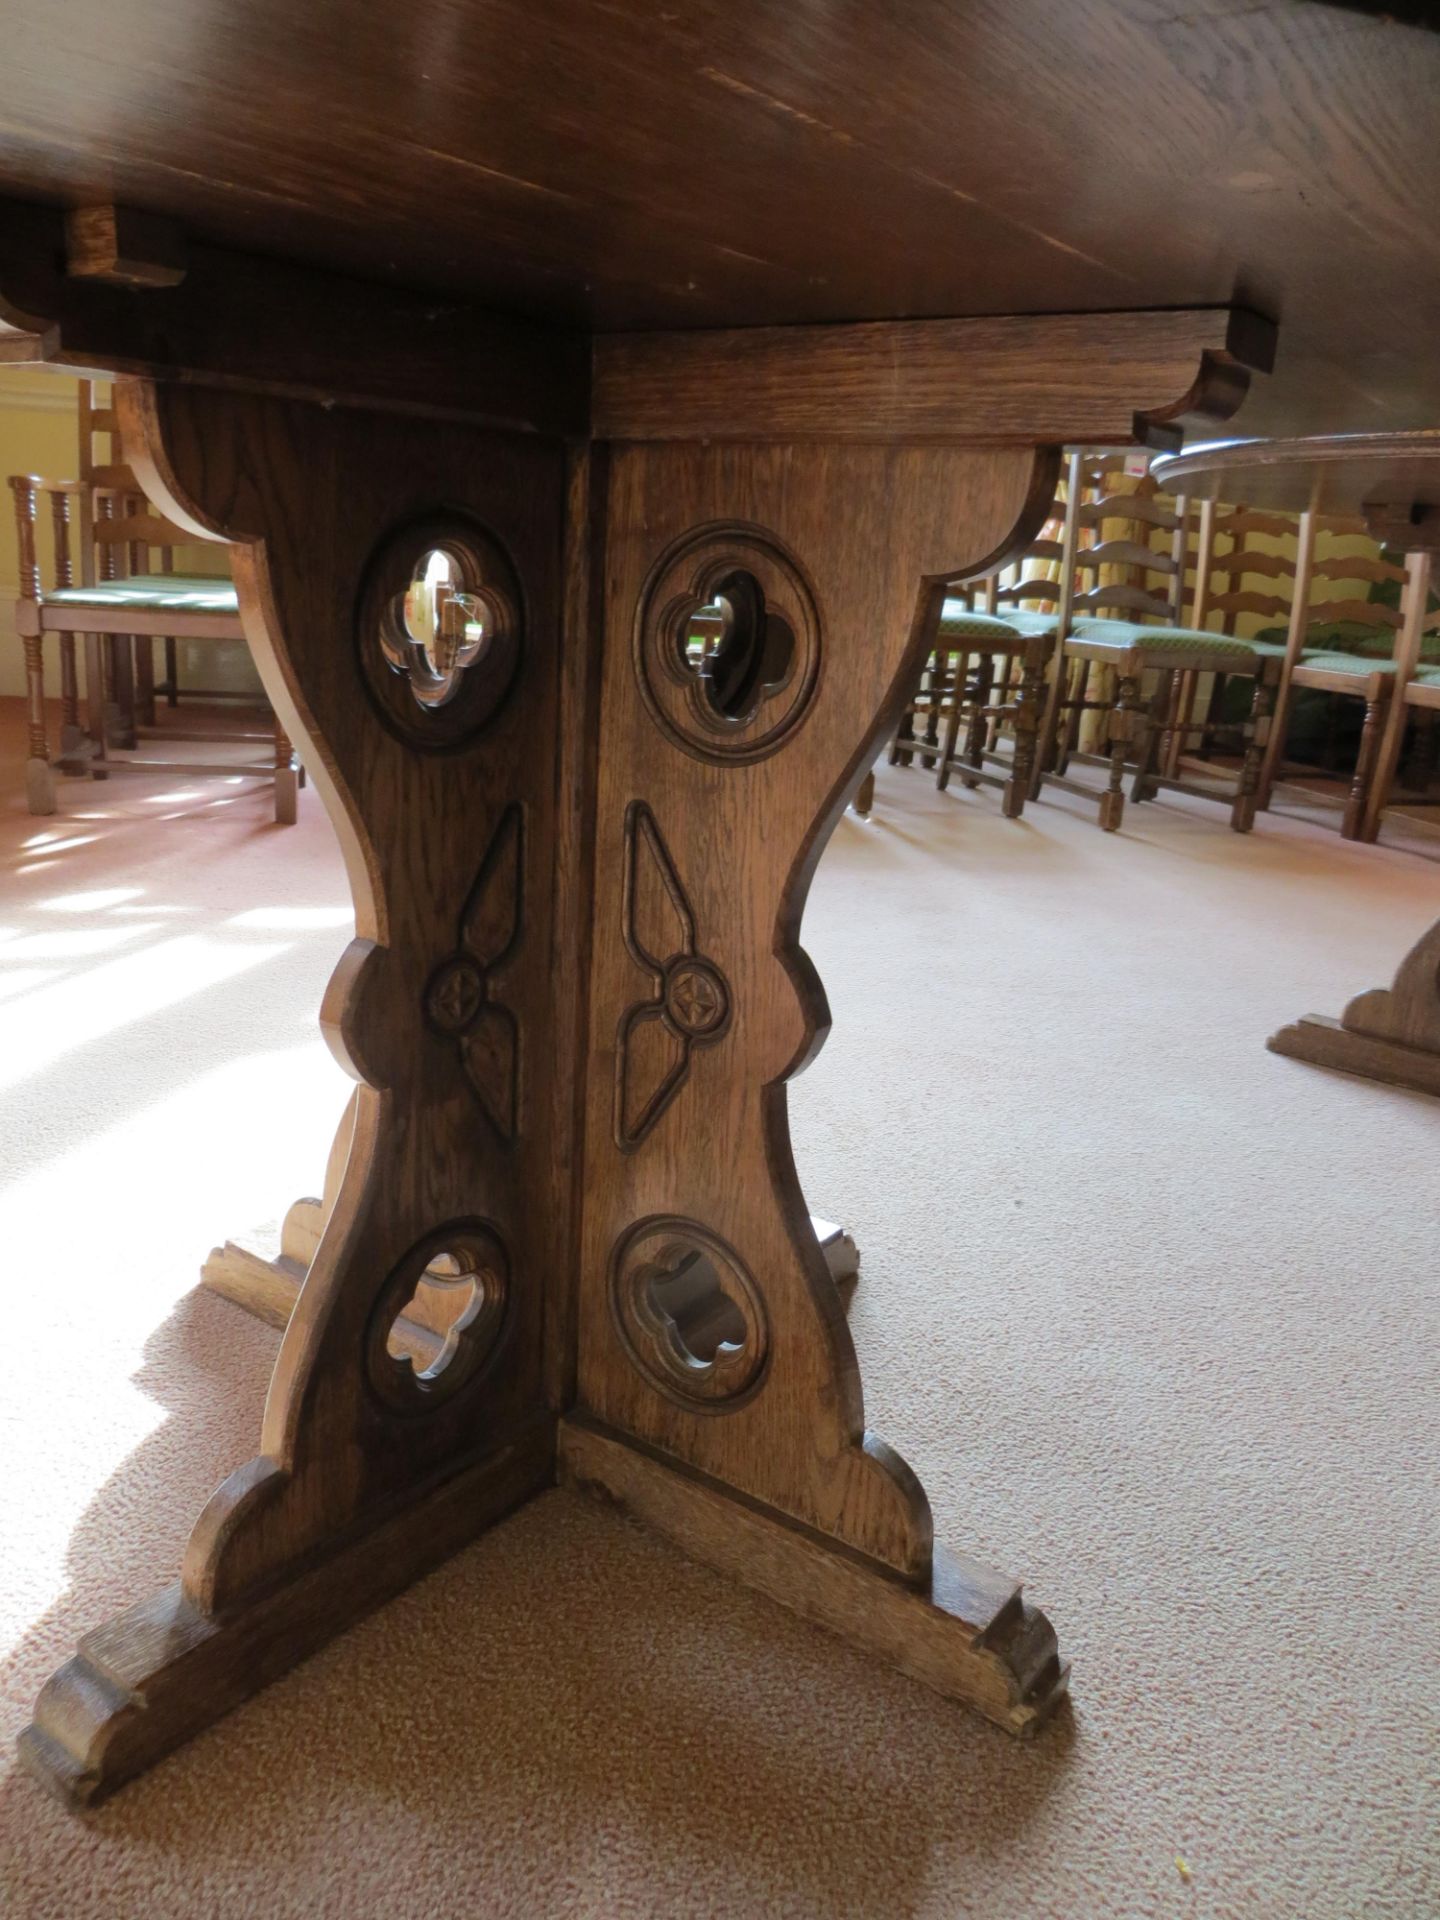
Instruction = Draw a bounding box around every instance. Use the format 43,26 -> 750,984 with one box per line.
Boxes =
50,488 -> 80,730
9,474 -> 40,598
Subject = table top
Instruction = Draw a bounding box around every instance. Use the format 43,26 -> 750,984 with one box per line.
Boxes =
1,2 -> 1438,438
1153,432 -> 1440,543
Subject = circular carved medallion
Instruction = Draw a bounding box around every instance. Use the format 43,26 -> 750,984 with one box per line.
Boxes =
634,523 -> 821,765
357,515 -> 522,750
425,954 -> 485,1034
610,1216 -> 768,1409
663,958 -> 729,1038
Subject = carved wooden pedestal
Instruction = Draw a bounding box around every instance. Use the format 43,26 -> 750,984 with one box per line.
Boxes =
1269,916 -> 1440,1097
14,302 -> 1269,1807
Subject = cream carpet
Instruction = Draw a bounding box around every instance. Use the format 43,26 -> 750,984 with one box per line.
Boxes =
0,701 -> 1436,1919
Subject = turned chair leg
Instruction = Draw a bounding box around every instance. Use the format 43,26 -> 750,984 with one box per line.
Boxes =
935,653 -> 968,792
22,634 -> 57,816
1002,640 -> 1045,819
274,720 -> 300,826
959,651 -> 994,788
918,650 -> 948,770
1230,667 -> 1274,834
1343,693 -> 1388,841
1099,672 -> 1141,832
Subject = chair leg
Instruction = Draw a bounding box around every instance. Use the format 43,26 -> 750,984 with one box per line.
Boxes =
889,660 -> 922,768
1002,641 -> 1045,819
274,722 -> 300,826
105,633 -> 137,750
135,637 -> 157,728
1057,660 -> 1091,776
919,652 -> 947,771
935,653 -> 968,793
1130,670 -> 1173,803
83,633 -> 109,780
165,635 -> 180,707
959,652 -> 993,788
56,633 -> 85,760
1164,669 -> 1197,778
1230,669 -> 1273,834
1343,694 -> 1387,841
23,634 -> 56,815
1099,673 -> 1141,832
853,768 -> 876,816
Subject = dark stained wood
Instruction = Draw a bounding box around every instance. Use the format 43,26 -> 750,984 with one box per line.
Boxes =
0,1 -> 1436,434
0,198 -> 589,434
593,309 -> 1274,447
1156,434 -> 1440,546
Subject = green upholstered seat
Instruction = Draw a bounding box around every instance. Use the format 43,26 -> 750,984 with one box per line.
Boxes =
39,574 -> 239,614
1070,617 -> 1258,663
1412,664 -> 1440,687
936,605 -> 1020,642
1297,650 -> 1395,677
996,609 -> 1060,639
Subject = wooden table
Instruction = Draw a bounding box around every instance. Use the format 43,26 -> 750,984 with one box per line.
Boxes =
3,1 -> 1440,1809
1157,434 -> 1440,1098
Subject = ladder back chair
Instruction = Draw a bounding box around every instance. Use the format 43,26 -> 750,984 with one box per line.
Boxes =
1255,512 -> 1436,838
881,474 -> 1066,818
10,385 -> 300,822
1030,453 -> 1277,832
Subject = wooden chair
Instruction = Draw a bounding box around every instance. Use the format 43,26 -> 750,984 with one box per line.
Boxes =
1254,513 -> 1438,838
9,392 -> 300,822
1348,548 -> 1440,839
1030,453 -> 1277,832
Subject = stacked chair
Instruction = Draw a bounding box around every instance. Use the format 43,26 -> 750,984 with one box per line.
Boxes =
9,381 -> 300,822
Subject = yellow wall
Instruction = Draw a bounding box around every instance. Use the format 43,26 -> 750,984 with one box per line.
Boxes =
0,365 -> 260,699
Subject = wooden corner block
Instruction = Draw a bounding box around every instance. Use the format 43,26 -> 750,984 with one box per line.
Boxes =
558,1414 -> 1068,1739
64,205 -> 188,289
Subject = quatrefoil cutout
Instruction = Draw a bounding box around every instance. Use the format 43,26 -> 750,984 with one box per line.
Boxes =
366,1221 -> 510,1415
378,547 -> 502,710
611,1217 -> 768,1408
635,524 -> 821,765
357,518 -> 522,750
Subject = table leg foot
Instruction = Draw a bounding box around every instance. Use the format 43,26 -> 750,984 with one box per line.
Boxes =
560,1416 -> 1067,1738
19,1422 -> 554,1811
1268,917 -> 1440,1097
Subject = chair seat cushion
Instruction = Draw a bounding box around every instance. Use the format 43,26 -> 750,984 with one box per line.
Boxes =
1296,650 -> 1394,678
1070,617 -> 1257,663
936,605 -> 1020,642
41,574 -> 239,614
1412,664 -> 1440,686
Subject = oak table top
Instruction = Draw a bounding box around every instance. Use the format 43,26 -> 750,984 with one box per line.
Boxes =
1155,433 -> 1440,549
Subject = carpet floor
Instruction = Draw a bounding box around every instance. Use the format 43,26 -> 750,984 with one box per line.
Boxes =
0,700 -> 1436,1919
